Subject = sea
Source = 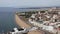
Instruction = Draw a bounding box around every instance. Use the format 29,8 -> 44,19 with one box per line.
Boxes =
0,7 -> 41,34
0,12 -> 20,34
0,7 -> 20,34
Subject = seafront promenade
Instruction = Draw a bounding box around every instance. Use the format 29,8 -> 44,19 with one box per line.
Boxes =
15,14 -> 44,34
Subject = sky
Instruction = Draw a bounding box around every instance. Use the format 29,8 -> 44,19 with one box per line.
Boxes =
0,0 -> 60,7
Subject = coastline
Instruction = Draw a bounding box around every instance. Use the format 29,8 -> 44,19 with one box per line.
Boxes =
15,14 -> 31,28
15,13 -> 44,34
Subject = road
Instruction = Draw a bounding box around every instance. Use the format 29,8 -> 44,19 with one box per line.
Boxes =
15,14 -> 45,34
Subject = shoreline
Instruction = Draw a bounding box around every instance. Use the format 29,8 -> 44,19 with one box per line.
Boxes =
15,14 -> 44,34
15,14 -> 31,28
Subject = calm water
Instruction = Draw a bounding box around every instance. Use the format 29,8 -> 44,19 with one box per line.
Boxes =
0,8 -> 40,33
0,12 -> 19,33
